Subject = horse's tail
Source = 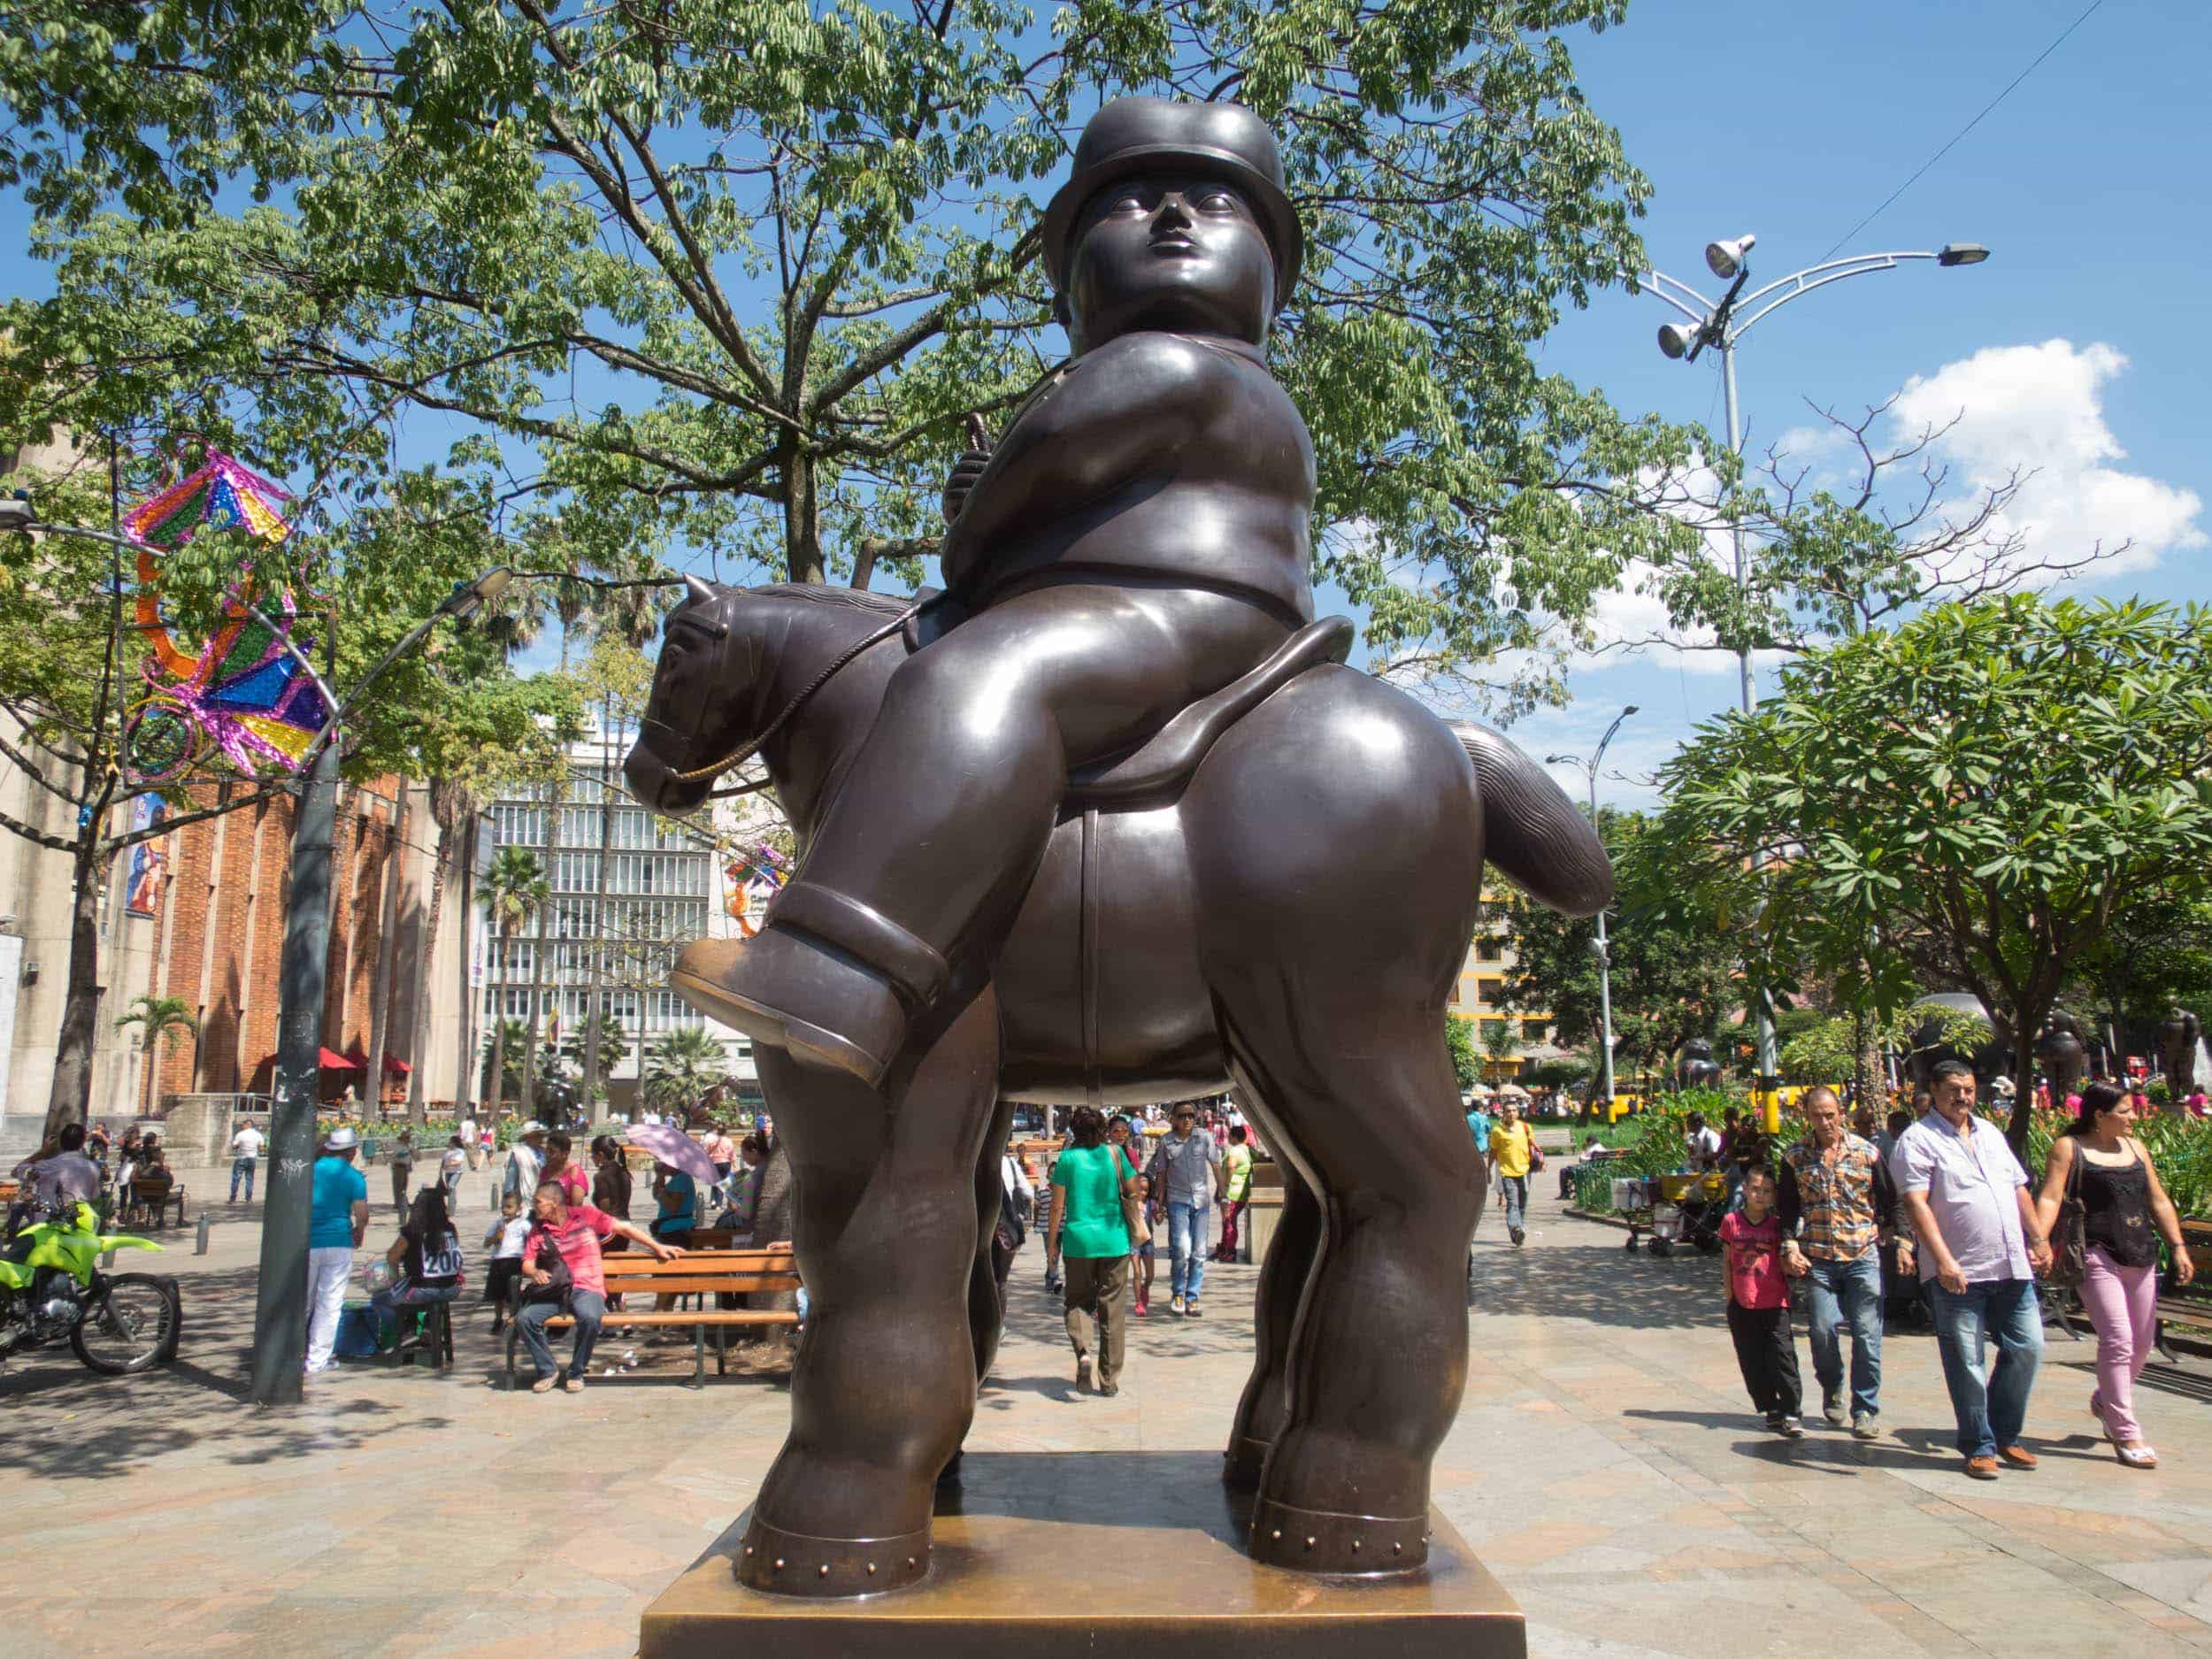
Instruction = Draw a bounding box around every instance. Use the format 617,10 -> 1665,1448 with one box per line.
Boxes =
1448,721 -> 1613,918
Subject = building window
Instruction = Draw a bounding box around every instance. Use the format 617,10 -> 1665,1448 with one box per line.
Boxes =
1477,978 -> 1504,1007
1477,937 -> 1504,963
1521,1019 -> 1548,1045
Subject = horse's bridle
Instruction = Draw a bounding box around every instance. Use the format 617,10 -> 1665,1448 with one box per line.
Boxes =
660,591 -> 945,795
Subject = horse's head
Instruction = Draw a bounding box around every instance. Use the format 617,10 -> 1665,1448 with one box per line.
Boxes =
624,576 -> 767,816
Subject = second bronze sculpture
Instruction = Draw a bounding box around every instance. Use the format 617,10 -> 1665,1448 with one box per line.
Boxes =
626,96 -> 1611,1595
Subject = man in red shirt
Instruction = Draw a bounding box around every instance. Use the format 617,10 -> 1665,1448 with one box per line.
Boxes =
518,1180 -> 680,1394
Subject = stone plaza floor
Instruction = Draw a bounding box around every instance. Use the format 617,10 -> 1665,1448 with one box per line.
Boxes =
4,1166 -> 2211,1658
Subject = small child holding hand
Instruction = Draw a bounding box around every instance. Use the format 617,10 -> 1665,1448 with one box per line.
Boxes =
1720,1164 -> 1804,1438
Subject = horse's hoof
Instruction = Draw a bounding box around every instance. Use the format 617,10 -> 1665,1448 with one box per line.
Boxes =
735,1515 -> 933,1598
1222,1435 -> 1271,1492
1247,1498 -> 1428,1575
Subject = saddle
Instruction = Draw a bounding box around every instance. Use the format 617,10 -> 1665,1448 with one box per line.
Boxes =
902,595 -> 1355,808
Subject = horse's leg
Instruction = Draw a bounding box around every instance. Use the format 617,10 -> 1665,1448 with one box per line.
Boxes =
737,987 -> 1001,1597
1222,1149 -> 1321,1491
965,1096 -> 1018,1386
1215,996 -> 1478,1575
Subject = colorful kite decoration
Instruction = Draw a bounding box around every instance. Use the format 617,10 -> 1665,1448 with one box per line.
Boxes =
119,449 -> 330,783
722,842 -> 789,937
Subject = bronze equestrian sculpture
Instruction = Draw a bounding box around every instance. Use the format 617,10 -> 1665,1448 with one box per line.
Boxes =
2160,1007 -> 2200,1098
626,96 -> 1612,1595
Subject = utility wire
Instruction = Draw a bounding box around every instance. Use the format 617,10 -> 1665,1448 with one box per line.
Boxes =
1819,0 -> 2106,259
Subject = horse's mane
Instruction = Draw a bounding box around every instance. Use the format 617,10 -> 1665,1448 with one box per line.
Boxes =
751,582 -> 913,618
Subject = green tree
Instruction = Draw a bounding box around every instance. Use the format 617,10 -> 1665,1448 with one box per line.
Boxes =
1445,1014 -> 1480,1093
479,1018 -> 530,1105
3,0 -> 1713,709
643,1025 -> 729,1116
480,846 -> 550,1121
1497,809 -> 1744,1082
561,1013 -> 632,1102
1479,1017 -> 1524,1075
1777,1003 -> 1991,1088
114,993 -> 200,1116
1650,596 -> 2212,1148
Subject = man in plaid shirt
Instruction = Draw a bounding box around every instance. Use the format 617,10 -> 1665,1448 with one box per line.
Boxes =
1778,1086 -> 1906,1439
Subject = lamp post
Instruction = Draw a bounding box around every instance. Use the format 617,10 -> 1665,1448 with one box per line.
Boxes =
1549,703 -> 1636,1124
1642,236 -> 1990,1110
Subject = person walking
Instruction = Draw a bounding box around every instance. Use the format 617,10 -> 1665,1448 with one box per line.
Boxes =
1146,1102 -> 1223,1316
228,1119 -> 265,1203
388,1127 -> 415,1214
1463,1095 -> 1493,1246
304,1126 -> 370,1375
439,1135 -> 467,1207
1721,1165 -> 1804,1437
1216,1125 -> 1255,1262
1779,1086 -> 1903,1439
1049,1106 -> 1138,1395
516,1180 -> 678,1394
1488,1101 -> 1536,1247
1892,1060 -> 2053,1479
460,1112 -> 481,1171
2034,1081 -> 2195,1469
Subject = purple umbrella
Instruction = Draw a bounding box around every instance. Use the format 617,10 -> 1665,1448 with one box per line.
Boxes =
625,1123 -> 718,1188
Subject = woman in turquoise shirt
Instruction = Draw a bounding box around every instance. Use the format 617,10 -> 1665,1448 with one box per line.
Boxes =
1049,1106 -> 1139,1396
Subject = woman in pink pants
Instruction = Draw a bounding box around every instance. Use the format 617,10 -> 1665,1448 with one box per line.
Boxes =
2037,1082 -> 2193,1469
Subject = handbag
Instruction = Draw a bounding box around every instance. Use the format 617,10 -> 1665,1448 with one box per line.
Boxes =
2048,1141 -> 2087,1286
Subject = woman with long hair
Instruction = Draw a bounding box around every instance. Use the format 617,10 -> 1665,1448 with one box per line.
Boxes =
2036,1081 -> 2195,1468
373,1182 -> 466,1322
590,1134 -> 635,1307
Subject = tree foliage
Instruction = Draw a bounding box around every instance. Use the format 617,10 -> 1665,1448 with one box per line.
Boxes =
1649,596 -> 2212,1146
2,0 -> 1716,710
1496,808 -> 1744,1079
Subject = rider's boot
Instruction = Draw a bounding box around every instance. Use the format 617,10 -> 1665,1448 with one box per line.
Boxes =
670,884 -> 948,1090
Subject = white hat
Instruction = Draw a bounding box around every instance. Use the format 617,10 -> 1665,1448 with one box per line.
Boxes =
520,1121 -> 547,1136
324,1126 -> 359,1151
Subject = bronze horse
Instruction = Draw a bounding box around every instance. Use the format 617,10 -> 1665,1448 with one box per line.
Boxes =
626,580 -> 1610,1594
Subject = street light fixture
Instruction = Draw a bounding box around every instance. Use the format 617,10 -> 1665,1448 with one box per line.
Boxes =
1640,234 -> 1989,1114
1547,703 -> 1637,1122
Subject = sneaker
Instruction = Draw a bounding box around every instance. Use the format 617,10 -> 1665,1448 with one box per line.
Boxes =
1777,1416 -> 1805,1440
1185,1300 -> 1202,1318
1850,1413 -> 1879,1441
1823,1393 -> 1847,1428
1170,1294 -> 1187,1316
1075,1357 -> 1093,1394
1996,1444 -> 2038,1471
1964,1455 -> 2001,1480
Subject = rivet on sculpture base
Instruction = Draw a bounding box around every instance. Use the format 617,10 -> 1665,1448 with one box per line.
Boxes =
639,1452 -> 1525,1659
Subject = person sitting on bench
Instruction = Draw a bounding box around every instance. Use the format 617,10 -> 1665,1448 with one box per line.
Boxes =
516,1179 -> 680,1394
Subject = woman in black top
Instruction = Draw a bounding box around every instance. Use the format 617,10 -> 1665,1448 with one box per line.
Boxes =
374,1185 -> 466,1310
2036,1082 -> 2194,1469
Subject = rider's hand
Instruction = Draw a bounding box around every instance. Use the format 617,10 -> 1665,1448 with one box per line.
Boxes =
941,415 -> 993,525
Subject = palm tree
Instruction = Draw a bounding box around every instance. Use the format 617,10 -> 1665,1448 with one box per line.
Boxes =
1481,1017 -> 1524,1080
480,1018 -> 530,1103
480,845 -> 549,1120
562,1013 -> 630,1103
643,1025 -> 726,1116
115,995 -> 199,1116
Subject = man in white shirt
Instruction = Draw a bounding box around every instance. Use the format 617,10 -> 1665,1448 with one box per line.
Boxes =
460,1114 -> 480,1170
1686,1112 -> 1724,1170
228,1120 -> 266,1202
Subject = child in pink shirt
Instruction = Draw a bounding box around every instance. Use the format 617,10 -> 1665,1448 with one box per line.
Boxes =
1719,1164 -> 1803,1438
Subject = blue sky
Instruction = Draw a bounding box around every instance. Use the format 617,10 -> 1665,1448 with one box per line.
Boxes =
1505,0 -> 2209,806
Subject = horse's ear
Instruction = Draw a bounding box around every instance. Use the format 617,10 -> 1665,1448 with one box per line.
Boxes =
686,575 -> 715,607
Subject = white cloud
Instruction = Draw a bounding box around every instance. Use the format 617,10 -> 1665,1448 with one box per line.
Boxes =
1891,339 -> 2204,579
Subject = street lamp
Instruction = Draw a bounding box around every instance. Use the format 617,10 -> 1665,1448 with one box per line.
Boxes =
1640,234 -> 1990,1105
1548,703 -> 1636,1123
0,503 -> 511,1402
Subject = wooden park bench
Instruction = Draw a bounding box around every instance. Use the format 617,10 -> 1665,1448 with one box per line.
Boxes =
503,1244 -> 801,1389
2150,1219 -> 2212,1363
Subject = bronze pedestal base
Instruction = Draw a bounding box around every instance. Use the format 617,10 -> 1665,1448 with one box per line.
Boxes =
639,1452 -> 1525,1659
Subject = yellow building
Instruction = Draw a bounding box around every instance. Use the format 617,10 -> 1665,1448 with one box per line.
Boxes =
1450,888 -> 1563,1081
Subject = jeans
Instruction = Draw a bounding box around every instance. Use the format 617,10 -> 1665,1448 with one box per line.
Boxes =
1928,1277 -> 2044,1458
1166,1200 -> 1210,1301
305,1247 -> 353,1372
229,1156 -> 257,1202
518,1288 -> 607,1381
2079,1245 -> 2158,1441
1500,1174 -> 1528,1235
1726,1301 -> 1802,1419
1801,1251 -> 1884,1418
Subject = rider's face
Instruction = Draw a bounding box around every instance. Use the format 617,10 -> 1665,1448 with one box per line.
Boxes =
1065,172 -> 1275,351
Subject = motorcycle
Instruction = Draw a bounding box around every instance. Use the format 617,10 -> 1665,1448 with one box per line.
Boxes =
0,1196 -> 180,1374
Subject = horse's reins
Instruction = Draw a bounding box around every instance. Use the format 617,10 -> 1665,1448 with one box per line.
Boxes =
667,593 -> 946,795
